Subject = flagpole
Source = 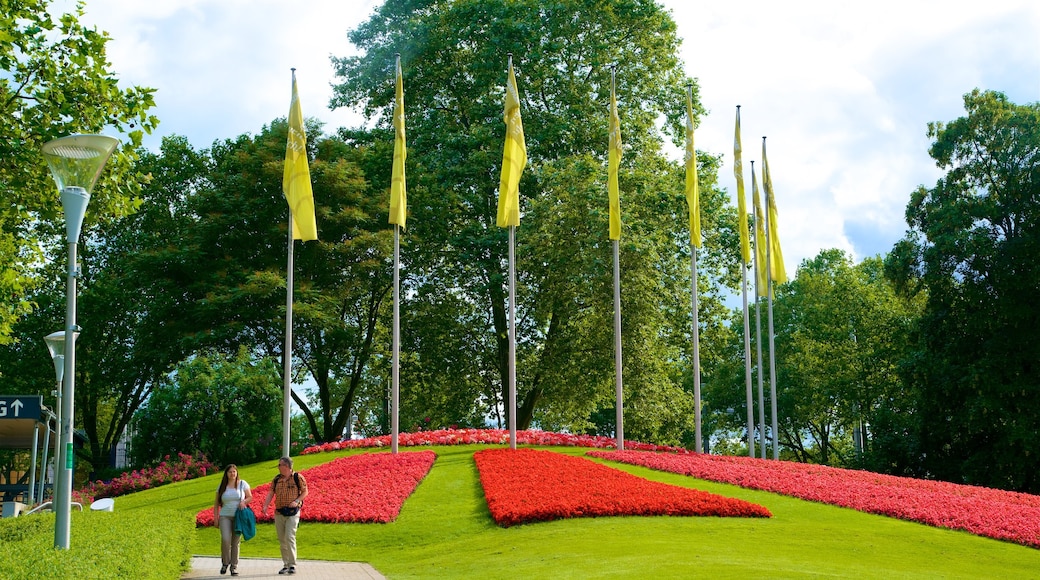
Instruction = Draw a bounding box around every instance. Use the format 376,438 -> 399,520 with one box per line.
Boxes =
508,224 -> 517,450
507,54 -> 517,451
686,85 -> 701,454
764,136 -> 779,460
741,263 -> 754,457
283,218 -> 294,456
691,245 -> 701,452
734,105 -> 755,458
610,66 -> 624,451
392,224 -> 400,454
751,160 -> 766,459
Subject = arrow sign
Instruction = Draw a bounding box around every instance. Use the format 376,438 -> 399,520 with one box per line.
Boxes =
0,396 -> 43,421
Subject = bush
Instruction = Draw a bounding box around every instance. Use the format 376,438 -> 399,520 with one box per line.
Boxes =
0,508 -> 195,579
73,452 -> 215,504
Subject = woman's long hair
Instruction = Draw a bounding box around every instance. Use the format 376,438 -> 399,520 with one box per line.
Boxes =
216,464 -> 239,507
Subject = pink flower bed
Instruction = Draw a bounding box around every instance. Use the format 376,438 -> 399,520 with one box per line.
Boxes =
74,452 -> 215,504
301,428 -> 684,455
474,448 -> 771,527
196,450 -> 435,526
589,450 -> 1040,549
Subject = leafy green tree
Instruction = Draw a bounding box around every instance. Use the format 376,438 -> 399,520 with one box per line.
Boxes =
885,89 -> 1040,492
131,347 -> 282,467
0,0 -> 157,344
708,250 -> 919,466
331,0 -> 736,442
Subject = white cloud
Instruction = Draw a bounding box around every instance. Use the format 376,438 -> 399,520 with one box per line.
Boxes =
55,0 -> 1040,275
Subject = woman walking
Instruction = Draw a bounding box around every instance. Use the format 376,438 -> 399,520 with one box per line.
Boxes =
213,464 -> 252,576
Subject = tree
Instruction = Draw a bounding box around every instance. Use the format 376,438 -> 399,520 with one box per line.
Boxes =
707,250 -> 920,466
331,0 -> 735,441
131,347 -> 282,468
885,89 -> 1040,492
0,0 -> 157,344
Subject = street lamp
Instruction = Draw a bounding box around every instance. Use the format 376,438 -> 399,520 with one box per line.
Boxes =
44,330 -> 77,505
41,134 -> 118,550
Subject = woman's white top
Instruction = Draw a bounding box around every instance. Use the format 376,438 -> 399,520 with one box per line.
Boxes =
219,480 -> 250,518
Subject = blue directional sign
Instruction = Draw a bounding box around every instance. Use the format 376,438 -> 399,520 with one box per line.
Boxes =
0,395 -> 43,421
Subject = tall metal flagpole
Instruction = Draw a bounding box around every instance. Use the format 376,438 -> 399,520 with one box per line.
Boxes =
686,85 -> 701,454
764,136 -> 779,460
610,66 -> 624,451
742,265 -> 754,457
751,160 -> 767,459
691,246 -> 701,453
735,105 -> 754,458
392,224 -> 400,454
283,219 -> 294,456
508,225 -> 517,450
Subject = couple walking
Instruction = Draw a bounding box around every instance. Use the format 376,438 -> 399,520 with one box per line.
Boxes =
212,456 -> 310,576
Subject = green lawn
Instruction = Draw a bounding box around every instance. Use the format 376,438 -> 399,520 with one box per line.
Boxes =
115,445 -> 1040,579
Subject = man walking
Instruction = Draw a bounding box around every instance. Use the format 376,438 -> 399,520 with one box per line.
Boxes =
262,456 -> 309,575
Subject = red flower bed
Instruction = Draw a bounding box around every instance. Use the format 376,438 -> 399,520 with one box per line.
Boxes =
196,451 -> 435,527
590,450 -> 1040,549
473,448 -> 771,527
302,428 -> 684,455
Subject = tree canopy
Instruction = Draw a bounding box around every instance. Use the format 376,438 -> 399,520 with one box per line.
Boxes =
885,89 -> 1040,492
0,0 -> 158,344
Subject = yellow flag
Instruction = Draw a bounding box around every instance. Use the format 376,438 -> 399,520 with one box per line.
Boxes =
497,58 -> 526,227
751,163 -> 768,296
761,139 -> 787,284
734,107 -> 751,265
685,88 -> 700,248
608,75 -> 622,240
283,74 -> 318,241
389,55 -> 407,228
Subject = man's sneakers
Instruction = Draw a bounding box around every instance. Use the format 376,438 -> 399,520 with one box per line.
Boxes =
278,566 -> 296,575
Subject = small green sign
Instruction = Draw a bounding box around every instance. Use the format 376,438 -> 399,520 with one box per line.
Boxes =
65,443 -> 74,469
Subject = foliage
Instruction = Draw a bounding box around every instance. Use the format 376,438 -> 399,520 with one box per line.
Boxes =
331,0 -> 736,442
0,0 -> 158,345
131,348 -> 282,468
885,89 -> 1040,492
0,508 -> 193,579
707,249 -> 920,467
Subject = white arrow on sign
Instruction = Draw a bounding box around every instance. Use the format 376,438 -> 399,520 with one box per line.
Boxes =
11,399 -> 23,416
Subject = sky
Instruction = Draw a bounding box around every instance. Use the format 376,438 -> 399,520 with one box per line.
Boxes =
62,0 -> 1040,275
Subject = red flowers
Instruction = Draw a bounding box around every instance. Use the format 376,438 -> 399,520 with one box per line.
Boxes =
590,450 -> 1040,549
474,448 -> 771,527
301,428 -> 684,455
196,451 -> 435,527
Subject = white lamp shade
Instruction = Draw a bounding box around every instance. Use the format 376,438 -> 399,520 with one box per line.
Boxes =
41,134 -> 119,195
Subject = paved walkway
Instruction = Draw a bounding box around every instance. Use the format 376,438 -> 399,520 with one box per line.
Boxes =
183,556 -> 385,579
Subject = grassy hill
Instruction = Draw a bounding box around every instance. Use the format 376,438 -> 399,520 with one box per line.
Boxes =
85,445 -> 1040,578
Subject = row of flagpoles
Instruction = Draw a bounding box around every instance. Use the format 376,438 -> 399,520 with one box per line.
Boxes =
278,60 -> 788,458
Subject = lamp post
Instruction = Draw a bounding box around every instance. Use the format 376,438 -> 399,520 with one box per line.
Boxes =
42,134 -> 118,550
44,330 -> 77,505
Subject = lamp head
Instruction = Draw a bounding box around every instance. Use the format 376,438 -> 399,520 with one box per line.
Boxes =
44,330 -> 78,383
42,134 -> 119,243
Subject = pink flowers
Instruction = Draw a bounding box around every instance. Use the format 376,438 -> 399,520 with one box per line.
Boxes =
474,448 -> 771,527
590,450 -> 1040,549
74,452 -> 214,505
196,451 -> 434,527
302,428 -> 683,455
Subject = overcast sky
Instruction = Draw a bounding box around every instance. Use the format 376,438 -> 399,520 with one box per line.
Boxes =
64,0 -> 1040,275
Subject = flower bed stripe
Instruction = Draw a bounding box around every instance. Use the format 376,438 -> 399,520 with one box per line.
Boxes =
474,448 -> 771,527
302,428 -> 682,455
589,450 -> 1040,549
196,450 -> 435,526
